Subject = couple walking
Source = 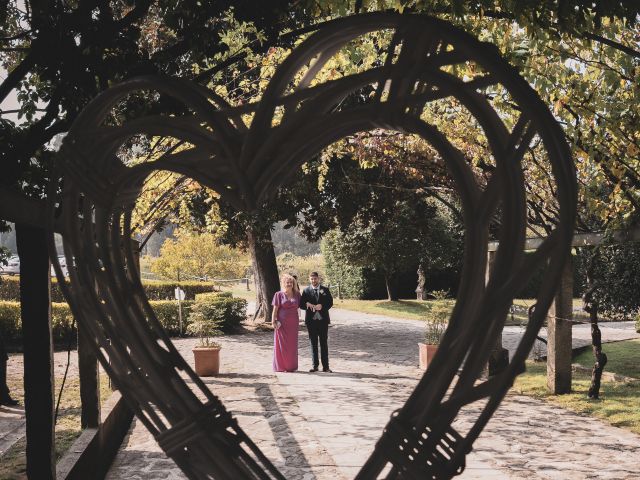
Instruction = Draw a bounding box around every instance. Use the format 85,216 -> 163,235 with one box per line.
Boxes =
271,271 -> 333,373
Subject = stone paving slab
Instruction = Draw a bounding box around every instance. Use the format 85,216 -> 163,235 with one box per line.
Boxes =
103,309 -> 640,479
3,307 -> 639,477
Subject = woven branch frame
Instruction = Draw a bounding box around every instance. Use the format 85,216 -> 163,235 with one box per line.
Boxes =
48,13 -> 576,480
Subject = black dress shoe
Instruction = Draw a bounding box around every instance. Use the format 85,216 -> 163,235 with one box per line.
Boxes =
309,367 -> 318,372
322,368 -> 332,373
0,397 -> 19,406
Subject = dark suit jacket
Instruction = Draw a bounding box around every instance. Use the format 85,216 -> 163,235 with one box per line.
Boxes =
299,285 -> 333,323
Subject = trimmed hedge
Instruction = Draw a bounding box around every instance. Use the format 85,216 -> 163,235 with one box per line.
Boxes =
142,280 -> 218,300
194,291 -> 233,301
0,299 -> 196,344
0,294 -> 248,344
0,276 -> 67,302
1,301 -> 78,345
189,296 -> 247,332
146,300 -> 195,336
0,276 -> 217,302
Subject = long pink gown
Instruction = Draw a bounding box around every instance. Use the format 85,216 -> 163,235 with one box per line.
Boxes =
272,290 -> 300,372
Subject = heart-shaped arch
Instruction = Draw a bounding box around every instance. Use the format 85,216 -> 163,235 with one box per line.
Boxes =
49,13 -> 576,480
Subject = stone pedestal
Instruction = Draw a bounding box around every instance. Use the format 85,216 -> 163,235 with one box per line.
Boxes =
547,258 -> 573,394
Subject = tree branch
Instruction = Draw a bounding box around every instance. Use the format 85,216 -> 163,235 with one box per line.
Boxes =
0,187 -> 48,229
115,0 -> 153,29
582,31 -> 640,60
0,49 -> 36,104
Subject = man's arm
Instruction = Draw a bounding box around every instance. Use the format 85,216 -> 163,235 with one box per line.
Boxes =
299,289 -> 307,310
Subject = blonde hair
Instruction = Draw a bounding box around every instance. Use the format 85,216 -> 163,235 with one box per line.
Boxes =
280,273 -> 300,295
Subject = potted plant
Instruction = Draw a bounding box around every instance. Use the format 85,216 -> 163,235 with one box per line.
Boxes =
419,290 -> 450,370
187,305 -> 223,376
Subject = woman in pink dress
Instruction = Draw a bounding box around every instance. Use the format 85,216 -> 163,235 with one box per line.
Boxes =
271,274 -> 301,372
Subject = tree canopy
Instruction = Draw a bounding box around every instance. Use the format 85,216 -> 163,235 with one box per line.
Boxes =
150,230 -> 248,281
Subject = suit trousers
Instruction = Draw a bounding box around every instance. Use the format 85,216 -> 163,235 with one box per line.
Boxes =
306,320 -> 329,369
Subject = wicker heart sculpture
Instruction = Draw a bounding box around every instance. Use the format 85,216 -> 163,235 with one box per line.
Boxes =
50,13 -> 575,480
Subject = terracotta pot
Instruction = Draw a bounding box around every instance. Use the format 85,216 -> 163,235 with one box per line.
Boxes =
193,346 -> 221,376
418,343 -> 438,370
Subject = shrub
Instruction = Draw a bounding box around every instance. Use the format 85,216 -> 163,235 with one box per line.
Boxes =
0,276 -> 67,302
187,296 -> 247,333
0,301 -> 22,344
0,299 -> 195,344
140,281 -> 217,300
186,306 -> 222,348
0,301 -> 77,346
424,291 -> 452,345
195,291 -> 232,301
148,300 -> 194,336
0,276 -> 216,302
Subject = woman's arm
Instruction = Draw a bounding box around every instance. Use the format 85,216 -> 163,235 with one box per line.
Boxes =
272,305 -> 280,328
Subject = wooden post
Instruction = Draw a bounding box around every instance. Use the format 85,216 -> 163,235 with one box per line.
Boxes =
78,322 -> 100,428
486,250 -> 509,376
16,224 -> 55,480
547,257 -> 573,394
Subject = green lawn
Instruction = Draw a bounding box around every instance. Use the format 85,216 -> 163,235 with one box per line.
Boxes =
219,281 -> 254,301
513,360 -> 640,435
1,374 -> 112,479
573,339 -> 640,379
334,297 -> 598,326
335,298 -> 525,326
334,298 -> 436,320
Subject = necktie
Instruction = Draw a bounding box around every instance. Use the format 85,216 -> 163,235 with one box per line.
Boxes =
314,288 -> 319,301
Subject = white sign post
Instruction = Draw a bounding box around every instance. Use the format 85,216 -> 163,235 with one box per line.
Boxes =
174,287 -> 186,335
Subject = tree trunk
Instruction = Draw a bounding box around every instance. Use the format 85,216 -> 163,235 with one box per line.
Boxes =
16,224 -> 55,479
588,304 -> 607,399
246,225 -> 280,322
583,247 -> 606,399
385,273 -> 399,301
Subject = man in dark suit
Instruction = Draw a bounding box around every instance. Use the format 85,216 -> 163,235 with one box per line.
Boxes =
299,272 -> 333,372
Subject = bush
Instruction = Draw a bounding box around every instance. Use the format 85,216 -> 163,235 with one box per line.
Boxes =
195,291 -> 232,301
0,299 -> 195,344
0,301 -> 22,344
0,276 -> 67,302
186,305 -> 222,347
140,280 -> 217,300
187,296 -> 247,333
0,301 -> 77,346
149,300 -> 194,336
423,291 -> 452,345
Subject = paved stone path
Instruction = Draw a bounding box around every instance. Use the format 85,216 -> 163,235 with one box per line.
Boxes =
103,309 -> 640,479
503,320 -> 639,360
